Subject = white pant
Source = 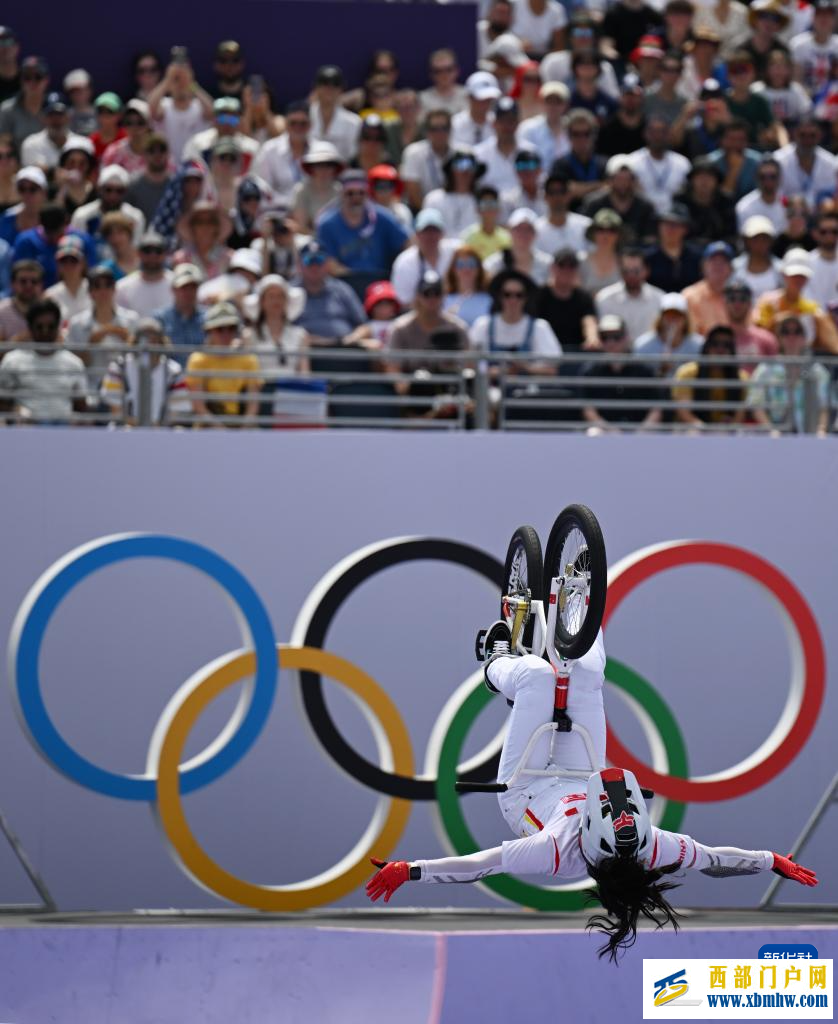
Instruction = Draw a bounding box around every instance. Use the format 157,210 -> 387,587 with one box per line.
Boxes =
485,632 -> 606,837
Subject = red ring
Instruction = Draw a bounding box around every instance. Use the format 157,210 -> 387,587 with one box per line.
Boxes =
604,542 -> 825,803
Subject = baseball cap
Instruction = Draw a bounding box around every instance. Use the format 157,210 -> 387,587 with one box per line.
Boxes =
95,91 -> 123,113
724,277 -> 752,298
605,153 -> 635,177
60,136 -> 95,160
172,263 -> 204,288
415,208 -> 445,232
300,241 -> 327,266
212,139 -> 241,159
56,235 -> 85,260
125,98 -> 150,121
782,248 -> 812,277
692,26 -> 722,45
699,77 -> 723,99
315,64 -> 344,88
598,314 -> 625,334
339,168 -> 368,188
89,263 -> 116,282
495,96 -> 519,119
302,141 -> 343,168
742,214 -> 776,238
487,33 -> 528,68
21,56 -> 48,76
0,26 -> 18,44
204,300 -> 240,331
216,39 -> 242,58
43,92 -> 68,114
621,72 -> 644,95
508,207 -> 539,229
138,229 -> 167,251
63,69 -> 91,92
15,166 -> 48,190
660,292 -> 688,313
514,148 -> 541,170
99,164 -> 130,188
417,269 -> 443,295
632,35 -> 665,60
213,96 -> 241,115
466,71 -> 501,101
703,240 -> 734,260
229,248 -> 263,277
364,280 -> 400,315
660,203 -> 690,225
540,81 -> 570,102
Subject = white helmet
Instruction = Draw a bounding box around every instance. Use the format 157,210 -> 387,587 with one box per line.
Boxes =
581,768 -> 653,867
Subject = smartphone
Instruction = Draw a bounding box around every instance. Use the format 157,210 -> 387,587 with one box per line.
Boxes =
249,74 -> 265,101
171,46 -> 189,66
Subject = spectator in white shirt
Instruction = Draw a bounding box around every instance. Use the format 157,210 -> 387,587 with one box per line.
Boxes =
71,165 -> 145,253
511,0 -> 568,57
775,117 -> 838,209
451,72 -> 500,149
596,249 -> 664,342
0,298 -> 87,423
790,0 -> 838,94
401,109 -> 454,211
540,15 -> 620,99
251,102 -> 310,202
519,82 -> 571,170
501,149 -> 547,222
628,117 -> 691,217
391,208 -> 459,306
45,234 -> 91,323
309,65 -> 362,164
115,230 -> 174,317
731,216 -> 784,299
475,97 -> 536,193
147,58 -> 214,161
20,92 -> 87,171
735,156 -> 788,234
484,207 -> 554,285
420,49 -> 468,117
422,150 -> 483,238
806,208 -> 838,312
182,97 -> 259,171
535,171 -> 592,256
470,268 -> 562,370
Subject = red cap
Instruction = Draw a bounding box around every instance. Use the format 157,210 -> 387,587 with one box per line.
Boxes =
364,280 -> 400,315
368,163 -> 403,197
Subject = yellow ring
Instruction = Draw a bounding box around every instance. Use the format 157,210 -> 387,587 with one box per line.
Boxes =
154,645 -> 414,910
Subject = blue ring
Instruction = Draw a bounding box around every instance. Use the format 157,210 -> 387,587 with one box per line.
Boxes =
11,534 -> 277,801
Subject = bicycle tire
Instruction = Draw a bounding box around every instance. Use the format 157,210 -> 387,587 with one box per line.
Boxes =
501,525 -> 543,649
542,504 -> 607,660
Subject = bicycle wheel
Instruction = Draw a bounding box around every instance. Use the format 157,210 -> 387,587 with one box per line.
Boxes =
501,525 -> 543,649
542,504 -> 607,660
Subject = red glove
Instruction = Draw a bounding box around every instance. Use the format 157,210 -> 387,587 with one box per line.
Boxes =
366,857 -> 411,903
772,853 -> 818,887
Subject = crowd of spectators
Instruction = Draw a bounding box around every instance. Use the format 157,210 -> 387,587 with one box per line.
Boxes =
0,4 -> 837,430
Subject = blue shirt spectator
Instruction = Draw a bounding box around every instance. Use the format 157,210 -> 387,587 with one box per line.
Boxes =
316,169 -> 408,277
154,263 -> 206,364
294,242 -> 366,340
12,204 -> 97,287
708,121 -> 762,202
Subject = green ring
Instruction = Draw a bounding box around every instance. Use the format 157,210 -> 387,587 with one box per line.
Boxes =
433,657 -> 689,911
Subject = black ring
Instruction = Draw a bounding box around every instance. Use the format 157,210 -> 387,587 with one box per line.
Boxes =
300,539 -> 504,800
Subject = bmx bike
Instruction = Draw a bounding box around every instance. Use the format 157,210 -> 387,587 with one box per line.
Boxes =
462,504 -> 613,794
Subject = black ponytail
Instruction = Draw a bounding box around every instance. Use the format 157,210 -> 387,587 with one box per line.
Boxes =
586,857 -> 682,963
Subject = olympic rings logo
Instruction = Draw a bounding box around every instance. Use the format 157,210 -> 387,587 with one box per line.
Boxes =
7,533 -> 825,913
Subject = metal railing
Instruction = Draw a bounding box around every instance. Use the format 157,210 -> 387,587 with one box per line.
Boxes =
0,342 -> 835,434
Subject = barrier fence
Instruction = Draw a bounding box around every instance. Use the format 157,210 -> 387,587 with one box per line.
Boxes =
0,342 -> 836,433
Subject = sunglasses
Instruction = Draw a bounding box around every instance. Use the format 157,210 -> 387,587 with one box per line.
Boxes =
452,159 -> 476,171
726,292 -> 750,301
516,160 -> 541,171
31,319 -> 59,333
217,56 -> 241,65
101,185 -> 126,194
758,172 -> 779,180
216,114 -> 240,127
420,288 -> 443,297
455,257 -> 479,269
301,254 -> 326,266
96,107 -> 119,116
216,153 -> 239,163
21,72 -> 46,82
600,332 -> 624,341
428,124 -> 449,133
479,199 -> 499,209
555,260 -> 577,269
17,184 -> 42,194
139,246 -> 165,255
501,289 -> 526,298
90,278 -> 115,289
344,188 -> 367,198
372,181 -> 395,190
57,254 -> 81,262
123,118 -> 146,127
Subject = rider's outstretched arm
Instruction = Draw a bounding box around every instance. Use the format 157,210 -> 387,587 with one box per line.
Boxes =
366,848 -> 505,902
651,828 -> 818,886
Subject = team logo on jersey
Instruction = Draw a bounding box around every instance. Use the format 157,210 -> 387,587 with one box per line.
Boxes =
613,810 -> 635,831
